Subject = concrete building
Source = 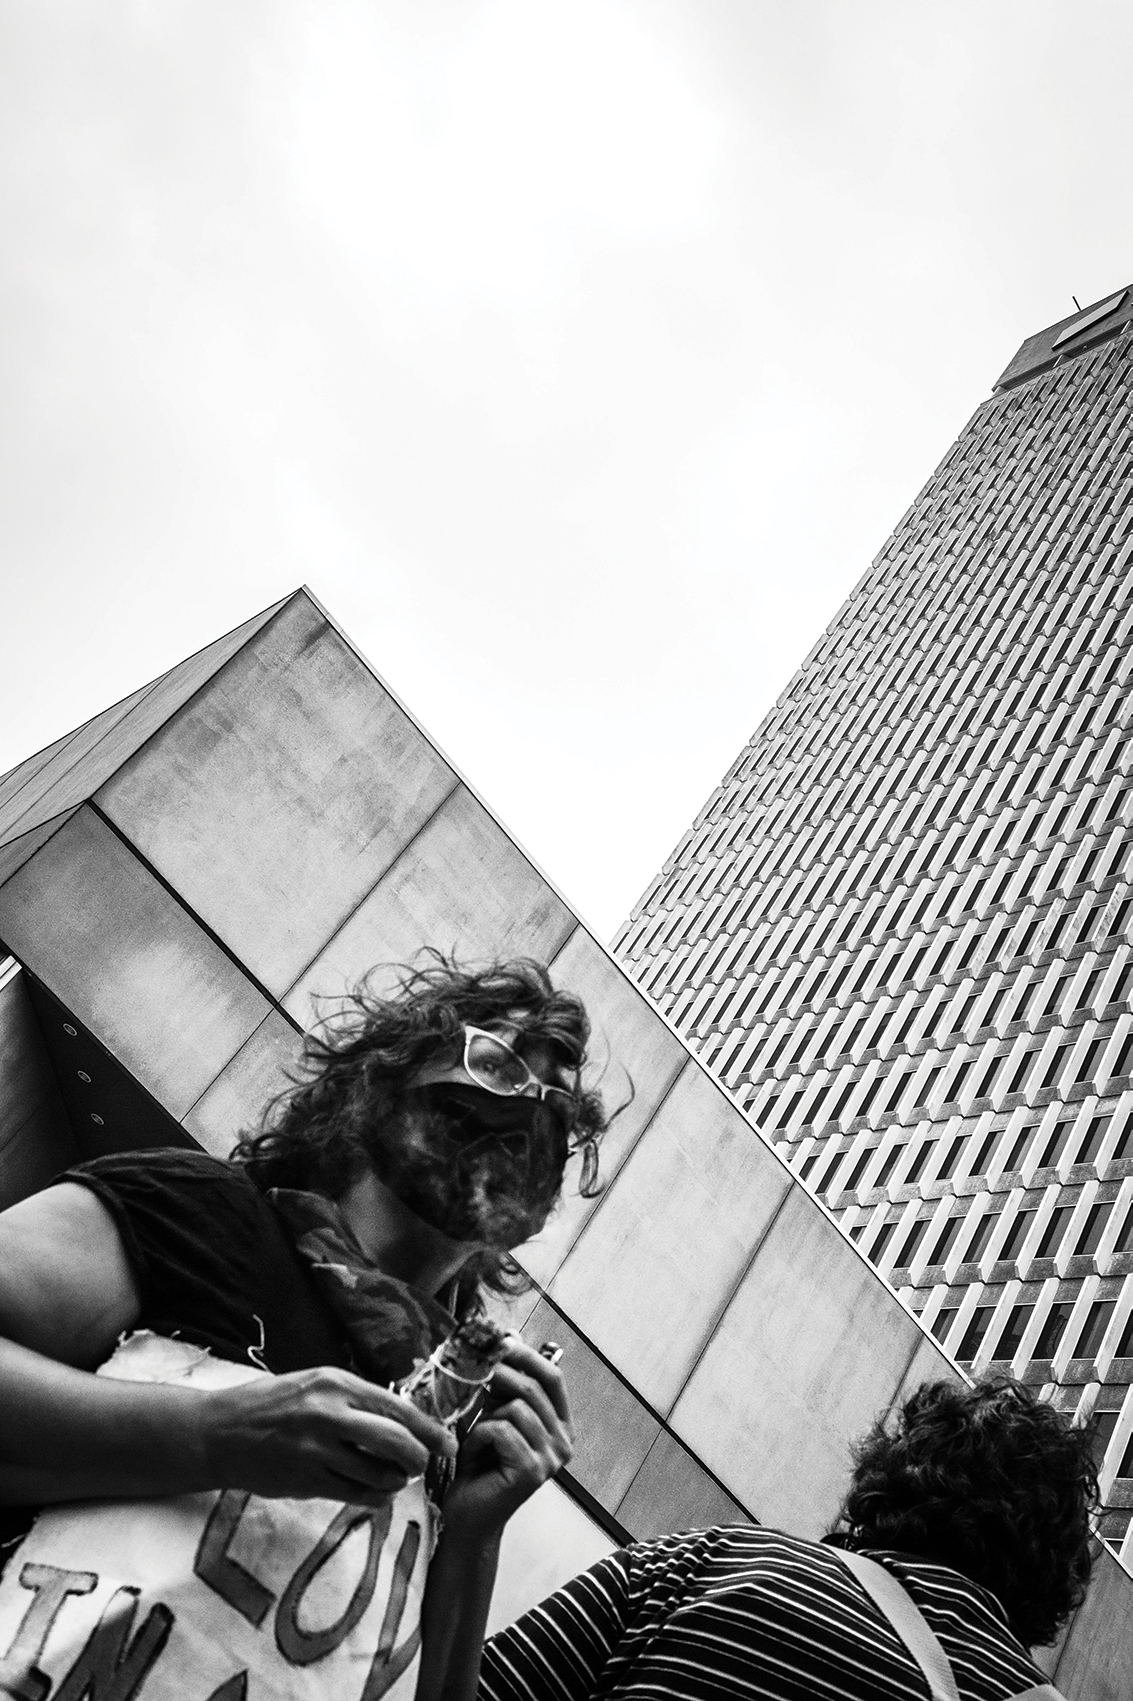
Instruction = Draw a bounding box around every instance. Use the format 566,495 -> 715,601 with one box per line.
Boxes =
1,568 -> 1130,1691
0,592 -> 958,1592
614,288 -> 1133,1590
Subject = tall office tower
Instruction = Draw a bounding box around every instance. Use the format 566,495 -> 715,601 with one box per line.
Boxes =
616,287 -> 1133,1560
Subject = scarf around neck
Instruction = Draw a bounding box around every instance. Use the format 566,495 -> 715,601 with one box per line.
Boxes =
268,1187 -> 455,1386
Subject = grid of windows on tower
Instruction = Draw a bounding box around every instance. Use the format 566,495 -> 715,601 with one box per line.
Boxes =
614,320 -> 1133,1553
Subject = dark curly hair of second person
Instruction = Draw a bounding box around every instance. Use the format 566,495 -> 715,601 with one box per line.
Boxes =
232,953 -> 608,1313
827,1376 -> 1098,1648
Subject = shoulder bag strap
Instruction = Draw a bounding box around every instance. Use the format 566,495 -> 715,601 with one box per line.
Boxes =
835,1549 -> 962,1701
833,1551 -> 1066,1701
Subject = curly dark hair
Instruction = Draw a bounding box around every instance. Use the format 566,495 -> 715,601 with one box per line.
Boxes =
231,953 -> 608,1313
827,1375 -> 1097,1647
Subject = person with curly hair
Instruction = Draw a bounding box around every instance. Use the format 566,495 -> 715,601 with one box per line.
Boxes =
0,954 -> 607,1698
456,1376 -> 1095,1701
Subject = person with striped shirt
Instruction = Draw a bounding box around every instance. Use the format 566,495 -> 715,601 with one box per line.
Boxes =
421,1376 -> 1095,1700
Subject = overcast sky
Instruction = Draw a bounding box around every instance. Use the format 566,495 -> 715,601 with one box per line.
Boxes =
2,1 -> 1131,939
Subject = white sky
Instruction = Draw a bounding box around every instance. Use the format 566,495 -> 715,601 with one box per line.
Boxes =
1,1 -> 1131,940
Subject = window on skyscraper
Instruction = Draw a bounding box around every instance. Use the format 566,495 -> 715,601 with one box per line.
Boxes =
1113,1205 -> 1133,1255
1036,1206 -> 1075,1259
1111,1118 -> 1133,1163
1001,1126 -> 1034,1171
998,1209 -> 1037,1262
842,1147 -> 874,1193
870,1221 -> 896,1262
892,1218 -> 930,1268
991,1304 -> 1033,1361
1113,1312 -> 1133,1359
961,1212 -> 998,1264
1075,1302 -> 1115,1360
957,1306 -> 996,1360
904,1140 -> 931,1183
1077,1116 -> 1110,1165
1073,1203 -> 1109,1257
1090,1409 -> 1119,1467
874,1145 -> 904,1187
1039,1121 -> 1076,1168
927,1216 -> 962,1266
938,1129 -> 972,1177
1034,1302 -> 1075,1359
931,1305 -> 961,1345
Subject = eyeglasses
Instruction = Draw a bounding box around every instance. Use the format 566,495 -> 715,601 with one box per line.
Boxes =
461,1026 -> 579,1119
459,1026 -> 602,1196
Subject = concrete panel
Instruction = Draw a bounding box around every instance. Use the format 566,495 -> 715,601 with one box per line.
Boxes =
99,595 -> 456,996
0,686 -> 149,835
0,603 -> 284,846
548,1062 -> 793,1413
520,928 -> 688,1288
518,1298 -> 660,1512
0,1104 -> 79,1209
483,1286 -> 543,1340
285,785 -> 575,1022
890,1331 -> 968,1411
1053,1542 -> 1133,1700
0,966 -> 76,1207
487,1480 -> 616,1636
669,1186 -> 927,1536
0,810 -> 78,890
25,977 -> 193,1164
617,1429 -> 752,1540
0,724 -> 77,801
182,1012 -> 305,1159
0,965 -> 57,1143
0,808 -> 270,1119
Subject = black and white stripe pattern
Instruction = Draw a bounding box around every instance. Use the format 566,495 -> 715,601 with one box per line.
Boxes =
479,1526 -> 1046,1700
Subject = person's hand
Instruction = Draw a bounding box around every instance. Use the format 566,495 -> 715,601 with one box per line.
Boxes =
195,1366 -> 457,1509
440,1339 -> 573,1549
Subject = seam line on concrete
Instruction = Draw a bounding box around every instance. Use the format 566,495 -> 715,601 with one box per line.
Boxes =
529,1285 -> 758,1524
556,1469 -> 633,1546
178,1011 -> 286,1128
0,1094 -> 59,1156
4,598 -> 289,843
89,597 -> 292,817
86,802 -> 302,1035
0,684 -> 161,844
538,1052 -> 692,1287
279,775 -> 465,1004
0,808 -> 82,899
663,1180 -> 795,1423
891,1319 -> 939,1411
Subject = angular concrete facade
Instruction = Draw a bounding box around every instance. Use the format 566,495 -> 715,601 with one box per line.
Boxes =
1,588 -> 1125,1690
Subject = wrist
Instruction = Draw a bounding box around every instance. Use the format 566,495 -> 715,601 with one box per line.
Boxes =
104,1382 -> 215,1497
435,1515 -> 504,1564
168,1386 -> 215,1492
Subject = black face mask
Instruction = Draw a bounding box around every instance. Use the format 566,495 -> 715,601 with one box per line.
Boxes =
371,1081 -> 569,1247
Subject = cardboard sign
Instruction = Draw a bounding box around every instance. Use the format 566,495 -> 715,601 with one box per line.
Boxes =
0,1336 -> 437,1701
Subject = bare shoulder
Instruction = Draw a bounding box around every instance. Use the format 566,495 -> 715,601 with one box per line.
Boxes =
0,1182 -> 140,1366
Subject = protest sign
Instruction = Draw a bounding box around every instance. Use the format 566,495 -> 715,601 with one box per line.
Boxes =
0,1335 -> 436,1701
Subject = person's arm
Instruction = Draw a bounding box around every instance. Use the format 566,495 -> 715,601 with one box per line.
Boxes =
0,1183 -> 455,1508
415,1340 -> 573,1701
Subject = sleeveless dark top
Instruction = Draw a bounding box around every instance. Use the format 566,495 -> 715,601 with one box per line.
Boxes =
1,1148 -> 351,1559
60,1148 -> 352,1374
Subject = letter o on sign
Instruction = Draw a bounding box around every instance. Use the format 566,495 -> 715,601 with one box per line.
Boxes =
275,1506 -> 390,1666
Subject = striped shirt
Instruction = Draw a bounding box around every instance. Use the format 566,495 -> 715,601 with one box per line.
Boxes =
479,1526 -> 1048,1701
